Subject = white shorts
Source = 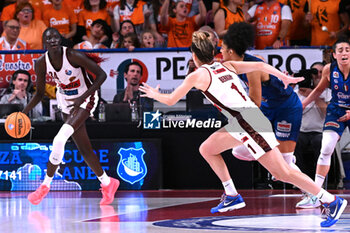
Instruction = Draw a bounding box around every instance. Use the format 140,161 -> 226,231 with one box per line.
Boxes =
225,108 -> 279,160
56,90 -> 98,116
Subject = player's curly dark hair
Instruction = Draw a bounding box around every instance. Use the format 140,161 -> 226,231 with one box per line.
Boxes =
223,22 -> 255,57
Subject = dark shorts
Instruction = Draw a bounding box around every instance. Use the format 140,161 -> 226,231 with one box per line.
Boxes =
260,92 -> 302,142
324,103 -> 350,136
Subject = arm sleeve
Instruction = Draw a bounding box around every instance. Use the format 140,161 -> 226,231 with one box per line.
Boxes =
281,5 -> 293,21
247,4 -> 258,18
113,5 -> 120,20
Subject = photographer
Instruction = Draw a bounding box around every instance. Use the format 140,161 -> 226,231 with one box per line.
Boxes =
294,62 -> 331,208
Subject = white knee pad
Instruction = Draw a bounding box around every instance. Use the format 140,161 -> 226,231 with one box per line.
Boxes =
232,145 -> 255,161
317,131 -> 339,166
282,152 -> 294,164
49,124 -> 74,165
282,152 -> 300,171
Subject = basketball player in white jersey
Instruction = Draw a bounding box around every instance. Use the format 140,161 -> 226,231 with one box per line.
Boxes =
23,28 -> 119,205
140,31 -> 347,227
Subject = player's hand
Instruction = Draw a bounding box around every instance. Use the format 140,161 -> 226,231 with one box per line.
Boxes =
281,75 -> 304,89
301,99 -> 309,110
139,83 -> 160,99
66,96 -> 84,116
338,110 -> 350,122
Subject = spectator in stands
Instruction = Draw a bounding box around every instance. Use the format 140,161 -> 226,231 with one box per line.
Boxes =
1,0 -> 42,25
247,0 -> 292,49
112,0 -> 155,37
120,32 -> 140,51
0,69 -> 42,118
305,0 -> 349,46
141,0 -> 166,47
42,0 -> 77,48
77,0 -> 111,43
63,0 -> 84,14
0,19 -> 30,50
74,19 -> 109,49
15,2 -> 47,49
110,19 -> 135,48
282,0 -> 310,46
30,0 -> 52,10
142,0 -> 167,47
339,0 -> 350,39
199,0 -> 220,27
113,61 -> 153,113
106,0 -> 119,10
214,0 -> 248,46
140,29 -> 156,48
160,0 -> 206,48
295,62 -> 330,182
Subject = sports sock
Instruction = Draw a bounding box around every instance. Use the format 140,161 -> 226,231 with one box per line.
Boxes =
42,174 -> 53,187
98,171 -> 111,186
315,174 -> 325,188
316,188 -> 335,203
222,179 -> 238,196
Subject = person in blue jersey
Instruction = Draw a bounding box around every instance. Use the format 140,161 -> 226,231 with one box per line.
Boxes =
140,30 -> 347,228
303,37 -> 350,203
222,22 -> 303,179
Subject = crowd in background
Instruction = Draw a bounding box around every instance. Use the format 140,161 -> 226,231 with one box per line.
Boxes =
0,0 -> 348,51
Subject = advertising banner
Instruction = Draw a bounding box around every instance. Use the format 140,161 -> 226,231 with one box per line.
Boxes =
0,48 -> 323,101
0,139 -> 162,191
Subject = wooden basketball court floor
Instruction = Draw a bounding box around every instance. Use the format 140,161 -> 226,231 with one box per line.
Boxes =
1,189 -> 350,233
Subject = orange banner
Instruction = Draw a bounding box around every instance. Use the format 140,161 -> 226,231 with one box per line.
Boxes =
0,53 -> 56,89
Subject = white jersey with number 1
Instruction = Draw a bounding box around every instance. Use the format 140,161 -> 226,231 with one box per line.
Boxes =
201,62 -> 279,160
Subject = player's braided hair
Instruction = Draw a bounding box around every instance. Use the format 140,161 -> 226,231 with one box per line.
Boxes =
191,31 -> 214,64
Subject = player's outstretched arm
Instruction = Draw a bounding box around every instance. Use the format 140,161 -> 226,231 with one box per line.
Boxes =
140,72 -> 197,106
226,61 -> 304,88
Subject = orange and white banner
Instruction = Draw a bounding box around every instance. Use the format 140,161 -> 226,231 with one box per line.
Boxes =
0,48 -> 323,101
0,52 -> 57,88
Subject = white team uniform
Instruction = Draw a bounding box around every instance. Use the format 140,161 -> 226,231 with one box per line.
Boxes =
45,47 -> 98,115
201,62 -> 279,160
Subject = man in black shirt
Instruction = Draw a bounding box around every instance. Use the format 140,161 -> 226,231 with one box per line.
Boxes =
113,61 -> 153,113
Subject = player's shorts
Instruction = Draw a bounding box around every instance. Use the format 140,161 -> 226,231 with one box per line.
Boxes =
225,107 -> 279,160
260,92 -> 302,142
56,90 -> 98,116
323,103 -> 350,136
